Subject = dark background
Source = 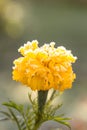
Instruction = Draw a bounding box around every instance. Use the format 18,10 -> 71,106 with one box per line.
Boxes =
0,0 -> 87,129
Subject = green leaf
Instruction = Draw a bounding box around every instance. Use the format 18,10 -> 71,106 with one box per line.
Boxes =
3,101 -> 23,112
52,116 -> 71,129
2,101 -> 30,130
43,103 -> 63,118
48,90 -> 56,101
56,120 -> 71,129
20,120 -> 26,130
8,108 -> 22,130
0,111 -> 11,119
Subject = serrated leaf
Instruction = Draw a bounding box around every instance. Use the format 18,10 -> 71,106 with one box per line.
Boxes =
55,120 -> 71,129
3,101 -> 23,112
43,103 -> 63,118
20,121 -> 26,130
8,108 -> 21,130
52,116 -> 71,129
0,111 -> 11,119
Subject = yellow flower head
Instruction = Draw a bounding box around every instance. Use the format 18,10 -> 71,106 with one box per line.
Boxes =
12,40 -> 77,91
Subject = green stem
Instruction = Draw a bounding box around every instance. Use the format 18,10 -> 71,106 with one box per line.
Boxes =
38,90 -> 48,113
34,90 -> 48,130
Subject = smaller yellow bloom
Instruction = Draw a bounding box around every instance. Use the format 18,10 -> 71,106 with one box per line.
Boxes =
12,40 -> 77,91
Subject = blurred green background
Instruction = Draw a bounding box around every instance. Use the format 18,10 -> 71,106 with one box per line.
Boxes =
0,0 -> 87,130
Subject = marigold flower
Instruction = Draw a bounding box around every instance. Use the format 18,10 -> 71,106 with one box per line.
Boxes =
12,40 -> 77,91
